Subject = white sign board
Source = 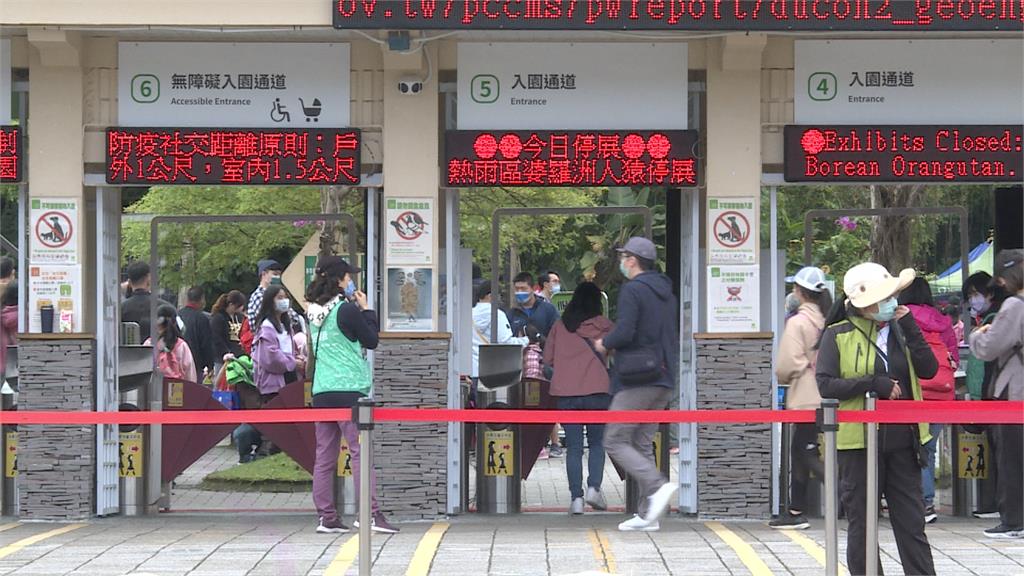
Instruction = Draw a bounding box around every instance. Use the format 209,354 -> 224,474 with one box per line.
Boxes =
457,43 -> 687,130
386,198 -> 434,266
0,40 -> 10,124
30,198 -> 79,264
118,43 -> 351,127
707,197 -> 756,265
28,264 -> 82,333
707,266 -> 759,333
795,40 -> 1024,124
387,267 -> 434,332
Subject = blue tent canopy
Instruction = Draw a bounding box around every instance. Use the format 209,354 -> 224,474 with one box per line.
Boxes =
937,242 -> 991,279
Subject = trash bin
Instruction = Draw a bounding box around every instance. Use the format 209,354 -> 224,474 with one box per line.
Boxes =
475,343 -> 524,514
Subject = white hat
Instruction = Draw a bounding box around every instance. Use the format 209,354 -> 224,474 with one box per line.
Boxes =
843,262 -> 915,308
785,266 -> 828,293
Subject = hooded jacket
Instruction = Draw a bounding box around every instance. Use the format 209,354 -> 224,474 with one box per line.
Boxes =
776,302 -> 825,410
543,316 -> 615,397
252,319 -> 296,396
906,302 -> 959,400
471,302 -> 528,378
602,271 -> 679,391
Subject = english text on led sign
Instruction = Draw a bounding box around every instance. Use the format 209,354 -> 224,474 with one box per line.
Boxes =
446,130 -> 699,187
106,128 -> 361,185
784,125 -> 1023,183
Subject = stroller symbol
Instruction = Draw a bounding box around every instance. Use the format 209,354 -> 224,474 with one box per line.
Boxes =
299,98 -> 322,122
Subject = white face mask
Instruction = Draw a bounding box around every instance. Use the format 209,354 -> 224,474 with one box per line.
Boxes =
969,294 -> 989,316
275,299 -> 291,313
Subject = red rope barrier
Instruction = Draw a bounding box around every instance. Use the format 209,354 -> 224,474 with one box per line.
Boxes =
0,401 -> 1019,426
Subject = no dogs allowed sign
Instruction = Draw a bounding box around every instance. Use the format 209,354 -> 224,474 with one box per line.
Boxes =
708,197 -> 756,265
30,198 -> 78,264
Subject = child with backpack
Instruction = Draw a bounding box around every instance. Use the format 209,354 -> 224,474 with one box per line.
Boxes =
146,304 -> 198,384
899,277 -> 959,524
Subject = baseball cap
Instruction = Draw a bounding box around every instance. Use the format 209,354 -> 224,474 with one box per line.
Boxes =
315,255 -> 360,278
616,237 -> 657,261
785,266 -> 828,293
257,259 -> 283,276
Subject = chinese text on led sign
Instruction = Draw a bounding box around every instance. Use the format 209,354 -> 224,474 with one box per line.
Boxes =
106,128 -> 361,185
0,126 -> 22,183
784,125 -> 1023,183
335,1 -> 1024,31
446,130 -> 699,187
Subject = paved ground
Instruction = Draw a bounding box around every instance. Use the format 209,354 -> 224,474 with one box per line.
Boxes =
0,514 -> 1018,575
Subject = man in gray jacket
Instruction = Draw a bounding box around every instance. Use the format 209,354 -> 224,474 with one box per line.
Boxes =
596,237 -> 679,531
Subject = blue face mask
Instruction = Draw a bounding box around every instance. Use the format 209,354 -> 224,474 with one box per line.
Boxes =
550,284 -> 561,295
344,280 -> 357,298
619,260 -> 630,278
868,296 -> 898,322
515,292 -> 531,304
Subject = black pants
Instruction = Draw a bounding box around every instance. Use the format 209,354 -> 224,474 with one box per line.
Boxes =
789,423 -> 824,513
838,447 -> 935,576
977,425 -> 1001,513
996,424 -> 1024,528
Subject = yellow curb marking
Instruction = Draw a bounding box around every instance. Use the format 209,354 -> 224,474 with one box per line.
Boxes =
0,524 -> 85,560
706,521 -> 774,576
781,529 -> 850,576
0,523 -> 20,534
405,522 -> 449,576
324,534 -> 359,576
587,528 -> 617,574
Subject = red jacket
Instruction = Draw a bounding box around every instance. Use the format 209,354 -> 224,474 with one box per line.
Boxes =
907,303 -> 958,400
543,316 -> 615,397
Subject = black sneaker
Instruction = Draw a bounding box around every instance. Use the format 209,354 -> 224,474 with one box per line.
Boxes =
973,510 -> 1000,519
983,524 -> 1024,539
924,506 -> 937,524
316,516 -> 349,534
769,513 -> 810,530
354,512 -> 400,534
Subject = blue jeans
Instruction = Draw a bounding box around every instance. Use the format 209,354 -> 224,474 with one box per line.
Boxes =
556,393 -> 612,500
921,423 -> 943,507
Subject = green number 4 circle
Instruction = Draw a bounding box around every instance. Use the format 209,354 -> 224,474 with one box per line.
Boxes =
808,72 -> 837,102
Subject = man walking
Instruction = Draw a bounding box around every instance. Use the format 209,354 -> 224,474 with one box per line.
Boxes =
509,272 -> 560,338
178,287 -> 216,381
596,237 -> 679,531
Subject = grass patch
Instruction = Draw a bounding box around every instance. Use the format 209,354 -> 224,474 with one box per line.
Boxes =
199,453 -> 312,493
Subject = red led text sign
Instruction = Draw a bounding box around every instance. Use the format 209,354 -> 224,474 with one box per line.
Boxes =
106,128 -> 361,185
446,130 -> 699,187
784,125 -> 1023,183
0,126 -> 23,183
335,1 -> 1023,30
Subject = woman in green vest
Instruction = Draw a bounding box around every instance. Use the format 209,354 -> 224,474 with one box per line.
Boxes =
306,256 -> 399,536
816,262 -> 938,576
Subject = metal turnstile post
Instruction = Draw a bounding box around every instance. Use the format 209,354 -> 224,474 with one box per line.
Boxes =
475,384 -> 522,514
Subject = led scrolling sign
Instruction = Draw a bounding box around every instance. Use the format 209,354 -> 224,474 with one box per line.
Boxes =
784,125 -> 1024,183
106,128 -> 361,185
334,0 -> 1024,30
446,130 -> 699,187
0,126 -> 22,184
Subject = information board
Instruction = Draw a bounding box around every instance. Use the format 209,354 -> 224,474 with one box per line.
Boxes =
784,125 -> 1023,183
445,130 -> 699,187
106,128 -> 361,185
334,1 -> 1024,31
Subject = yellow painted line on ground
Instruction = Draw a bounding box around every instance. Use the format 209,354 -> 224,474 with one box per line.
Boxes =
0,523 -> 20,534
324,534 -> 360,576
405,522 -> 449,576
587,529 -> 617,574
705,522 -> 774,576
781,530 -> 850,576
0,523 -> 85,560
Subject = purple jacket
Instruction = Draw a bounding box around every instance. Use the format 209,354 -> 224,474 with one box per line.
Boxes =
252,320 -> 296,396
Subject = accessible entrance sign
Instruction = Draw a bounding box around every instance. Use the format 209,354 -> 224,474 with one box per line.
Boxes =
30,198 -> 78,264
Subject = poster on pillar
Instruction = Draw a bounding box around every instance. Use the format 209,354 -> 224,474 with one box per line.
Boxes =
27,264 -> 82,334
707,197 -> 756,265
707,266 -> 759,333
385,198 -> 433,266
386,267 -> 434,332
30,198 -> 79,264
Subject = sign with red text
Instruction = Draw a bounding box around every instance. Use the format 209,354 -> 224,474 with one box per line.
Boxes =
30,198 -> 78,264
445,130 -> 699,187
784,125 -> 1023,183
796,40 -> 1023,124
0,126 -> 21,183
708,197 -> 756,264
106,128 -> 361,185
458,43 -> 687,130
334,1 -> 1024,31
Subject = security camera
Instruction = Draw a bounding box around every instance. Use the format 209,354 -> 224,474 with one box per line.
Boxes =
398,77 -> 424,95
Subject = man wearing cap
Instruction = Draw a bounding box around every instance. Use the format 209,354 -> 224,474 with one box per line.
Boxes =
594,237 -> 679,532
247,259 -> 301,331
816,262 -> 938,575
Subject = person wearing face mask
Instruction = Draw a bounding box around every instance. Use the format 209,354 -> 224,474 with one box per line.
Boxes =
305,256 -> 399,535
538,271 -> 562,302
816,262 -> 938,575
252,285 -> 298,404
509,272 -> 561,339
247,259 -> 303,331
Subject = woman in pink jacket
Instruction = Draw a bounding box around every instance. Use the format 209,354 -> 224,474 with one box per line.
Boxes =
900,277 -> 959,523
252,285 -> 298,404
543,282 -> 615,515
145,305 -> 198,384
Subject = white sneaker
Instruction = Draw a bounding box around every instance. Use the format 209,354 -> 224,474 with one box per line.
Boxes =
618,514 -> 659,532
585,487 -> 608,511
570,497 -> 585,515
643,482 -> 678,523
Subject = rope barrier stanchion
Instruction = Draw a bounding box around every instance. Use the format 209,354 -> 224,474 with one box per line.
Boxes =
354,398 -> 375,576
818,398 -> 840,576
865,393 -> 879,576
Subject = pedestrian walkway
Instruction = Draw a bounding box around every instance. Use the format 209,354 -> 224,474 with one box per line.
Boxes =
0,514 -> 1016,575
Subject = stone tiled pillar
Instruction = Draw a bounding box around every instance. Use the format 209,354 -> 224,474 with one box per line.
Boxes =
17,335 -> 96,520
372,334 -> 449,521
695,334 -> 773,519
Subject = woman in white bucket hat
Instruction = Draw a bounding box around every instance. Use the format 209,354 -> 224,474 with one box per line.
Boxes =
816,262 -> 938,575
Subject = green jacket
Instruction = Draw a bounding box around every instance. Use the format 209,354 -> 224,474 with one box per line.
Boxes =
817,314 -> 935,450
310,300 -> 372,396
